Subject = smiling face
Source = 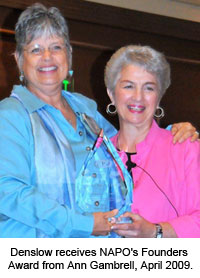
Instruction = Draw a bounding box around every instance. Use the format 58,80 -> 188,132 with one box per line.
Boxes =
16,35 -> 68,98
108,64 -> 160,130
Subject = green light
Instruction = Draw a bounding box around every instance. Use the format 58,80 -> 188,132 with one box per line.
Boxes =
63,80 -> 69,91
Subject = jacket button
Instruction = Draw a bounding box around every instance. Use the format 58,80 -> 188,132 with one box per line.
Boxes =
86,146 -> 91,151
79,131 -> 83,136
95,201 -> 99,206
92,173 -> 97,178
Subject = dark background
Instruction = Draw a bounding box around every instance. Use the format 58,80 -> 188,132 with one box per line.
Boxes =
0,0 -> 199,129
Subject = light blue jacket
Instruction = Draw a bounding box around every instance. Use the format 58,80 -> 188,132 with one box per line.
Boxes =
0,85 -> 132,238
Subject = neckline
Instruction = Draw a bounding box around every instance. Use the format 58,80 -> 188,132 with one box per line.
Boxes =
113,120 -> 158,154
116,147 -> 136,155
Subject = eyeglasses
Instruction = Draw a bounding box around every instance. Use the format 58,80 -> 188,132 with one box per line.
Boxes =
24,43 -> 66,56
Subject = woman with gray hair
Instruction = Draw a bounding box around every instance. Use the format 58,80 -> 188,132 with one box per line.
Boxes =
0,4 -> 197,238
105,45 -> 200,237
0,3 -> 124,238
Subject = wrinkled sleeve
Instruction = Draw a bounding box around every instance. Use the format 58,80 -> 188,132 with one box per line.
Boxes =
168,141 -> 200,238
165,124 -> 172,131
0,100 -> 93,238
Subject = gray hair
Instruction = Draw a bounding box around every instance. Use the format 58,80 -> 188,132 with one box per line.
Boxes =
15,3 -> 72,70
104,45 -> 171,100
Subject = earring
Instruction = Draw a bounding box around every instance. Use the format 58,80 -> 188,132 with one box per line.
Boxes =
106,103 -> 117,115
19,71 -> 24,83
68,70 -> 73,77
154,106 -> 164,119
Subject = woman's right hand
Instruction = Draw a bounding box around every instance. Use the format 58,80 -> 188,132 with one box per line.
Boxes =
92,209 -> 118,236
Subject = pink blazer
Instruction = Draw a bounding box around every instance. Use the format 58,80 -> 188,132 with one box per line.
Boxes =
111,120 -> 200,238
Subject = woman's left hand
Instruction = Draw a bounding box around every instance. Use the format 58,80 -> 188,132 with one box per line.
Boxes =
171,122 -> 199,144
111,212 -> 156,238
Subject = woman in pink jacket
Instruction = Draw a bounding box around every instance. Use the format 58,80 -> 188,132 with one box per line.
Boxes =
105,45 -> 200,238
